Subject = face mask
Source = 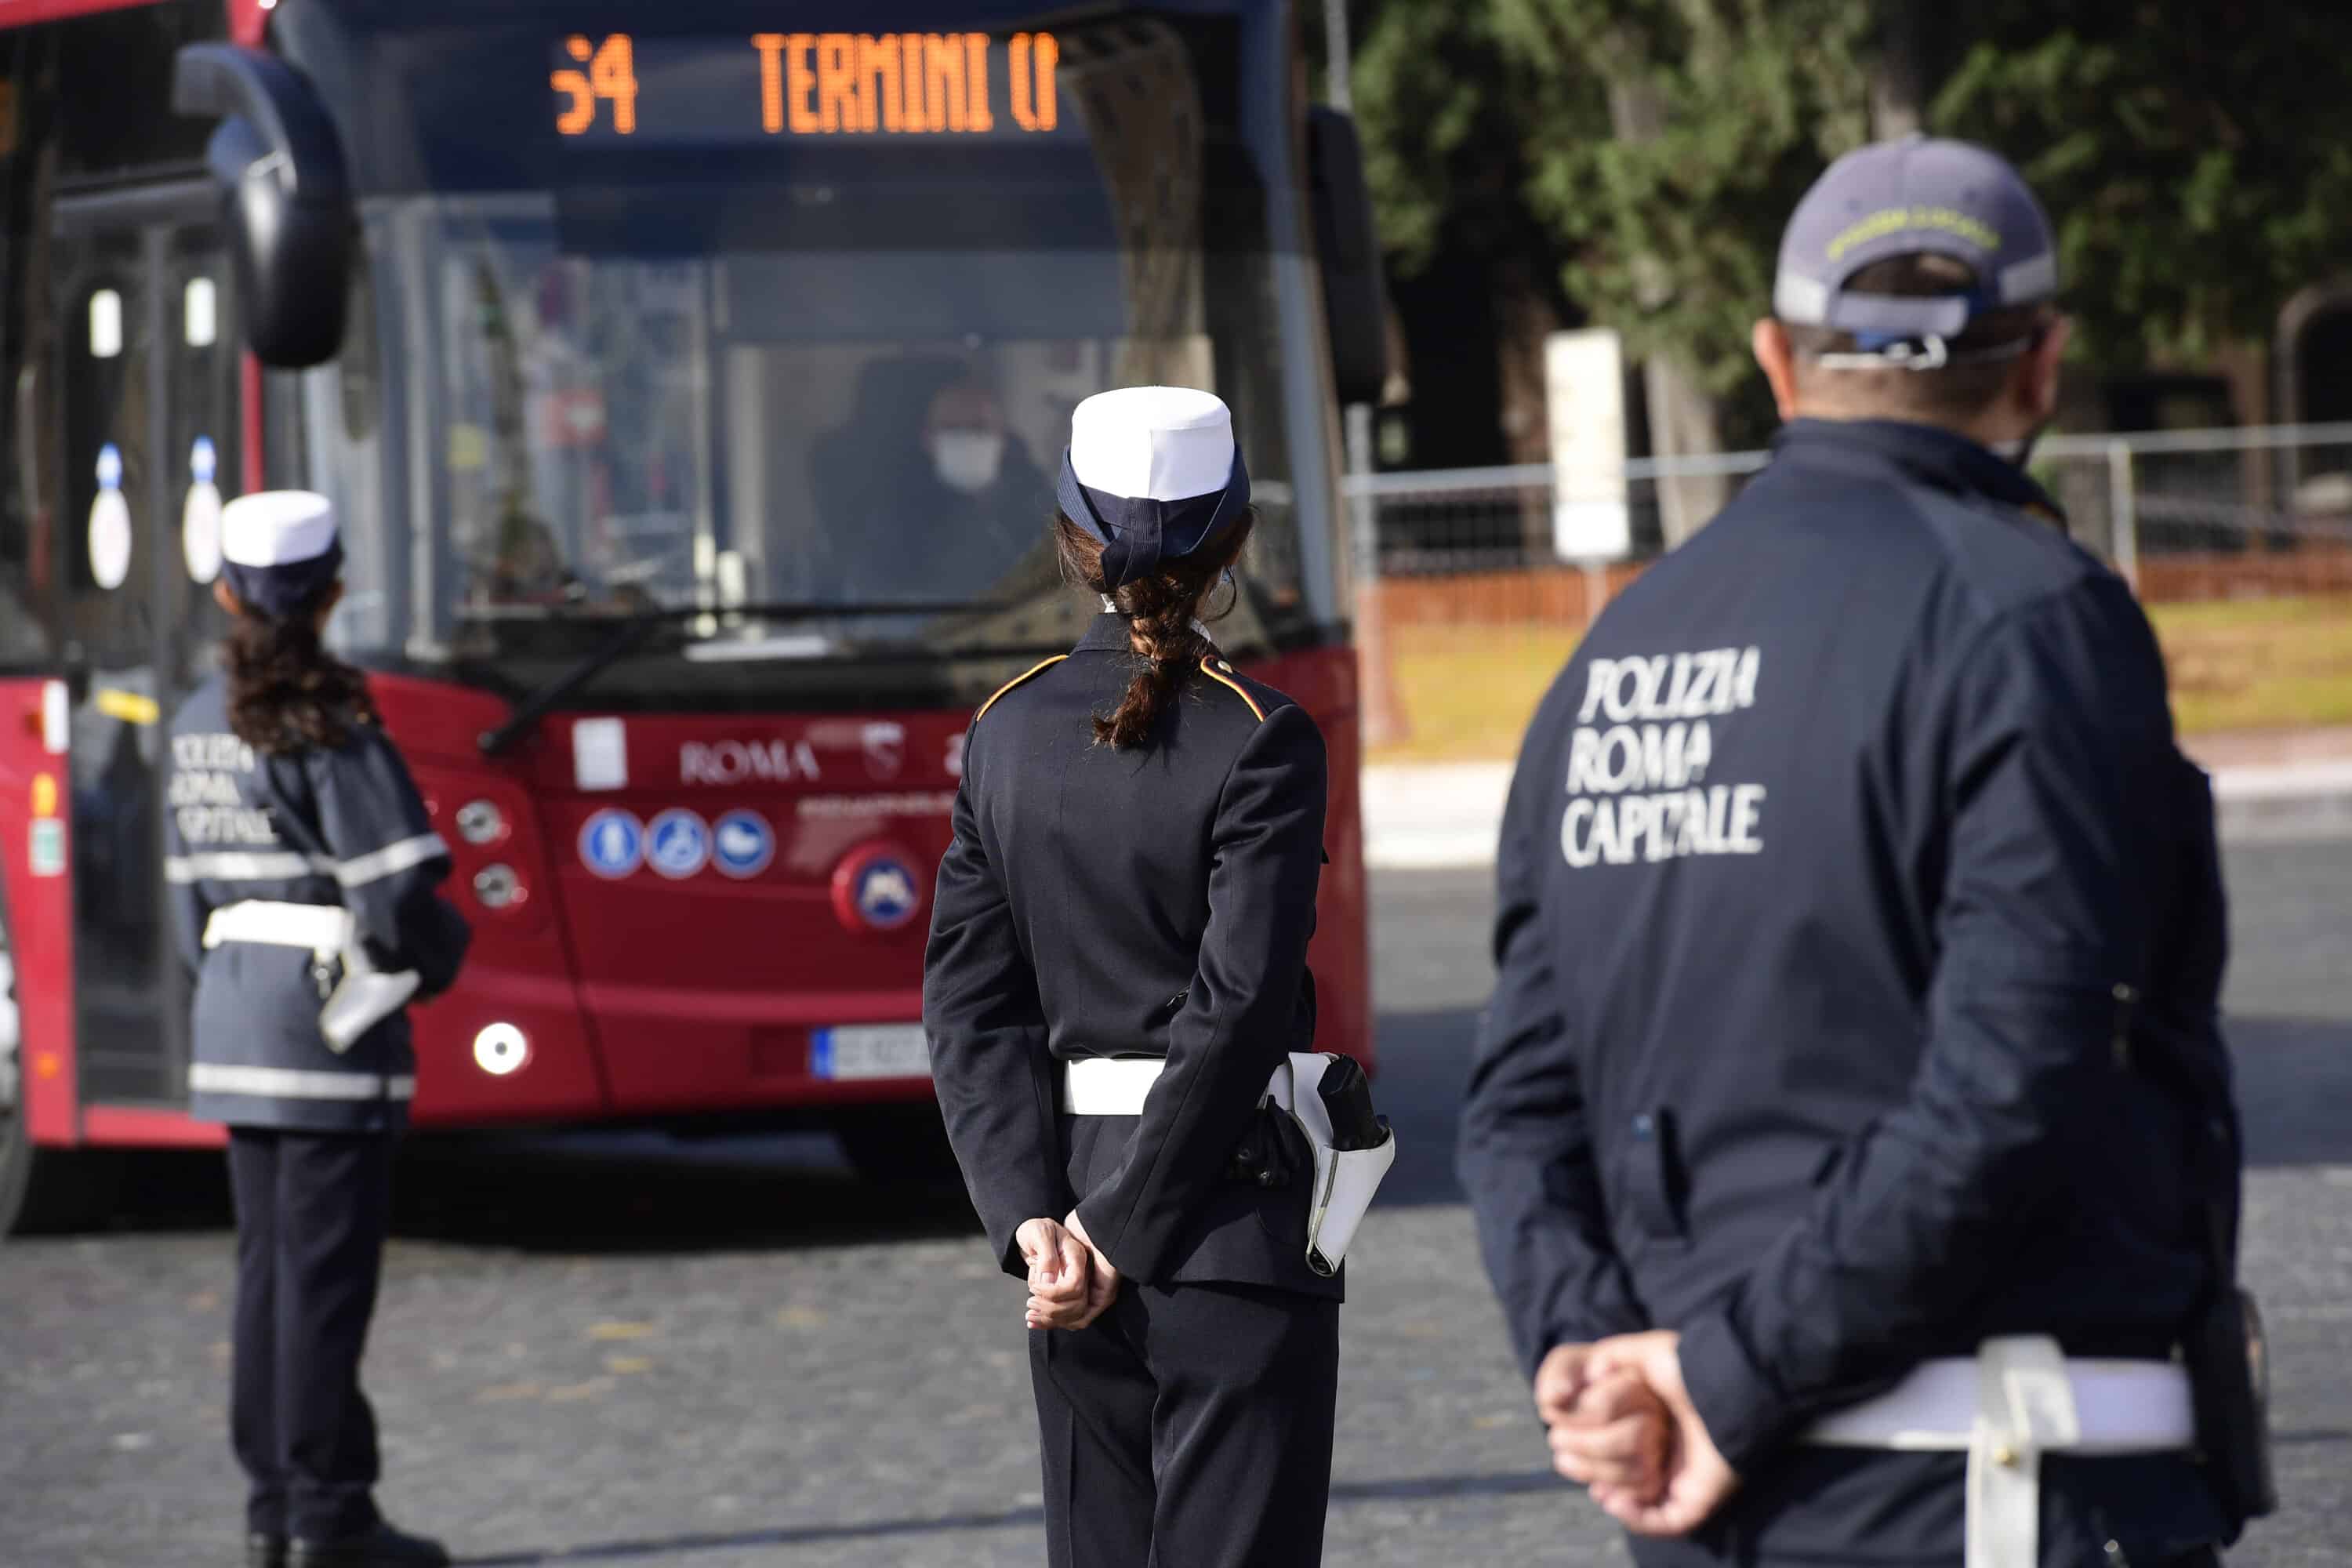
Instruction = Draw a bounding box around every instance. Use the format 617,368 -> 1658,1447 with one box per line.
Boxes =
931,430 -> 1005,495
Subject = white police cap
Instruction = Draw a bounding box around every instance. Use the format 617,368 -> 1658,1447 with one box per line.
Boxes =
1069,386 -> 1234,501
221,489 -> 339,568
1058,387 -> 1251,587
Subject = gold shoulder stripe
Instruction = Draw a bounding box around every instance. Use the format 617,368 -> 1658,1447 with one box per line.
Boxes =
1199,658 -> 1266,722
975,655 -> 1069,722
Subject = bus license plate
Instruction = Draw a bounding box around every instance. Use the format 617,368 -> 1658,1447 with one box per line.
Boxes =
812,1025 -> 931,1081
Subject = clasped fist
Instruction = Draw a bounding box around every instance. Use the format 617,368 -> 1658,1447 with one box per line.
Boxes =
1536,1330 -> 1740,1537
1014,1213 -> 1120,1331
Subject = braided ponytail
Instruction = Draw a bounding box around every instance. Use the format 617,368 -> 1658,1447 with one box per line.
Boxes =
1054,511 -> 1256,750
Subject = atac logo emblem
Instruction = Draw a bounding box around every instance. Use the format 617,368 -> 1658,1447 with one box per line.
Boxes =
831,842 -> 924,933
862,721 -> 906,781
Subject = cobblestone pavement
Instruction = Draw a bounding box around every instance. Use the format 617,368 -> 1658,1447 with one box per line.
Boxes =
2,842 -> 2347,1566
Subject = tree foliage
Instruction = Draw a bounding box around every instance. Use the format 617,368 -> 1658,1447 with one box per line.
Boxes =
1494,0 -> 1877,396
1933,2 -> 2352,369
1350,0 -> 2352,426
1351,1 -> 1585,277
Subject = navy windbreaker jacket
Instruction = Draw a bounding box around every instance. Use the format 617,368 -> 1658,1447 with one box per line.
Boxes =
167,674 -> 470,1131
1461,419 -> 2238,1561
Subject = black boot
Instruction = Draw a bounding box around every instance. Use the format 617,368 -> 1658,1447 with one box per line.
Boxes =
288,1522 -> 451,1567
247,1534 -> 289,1568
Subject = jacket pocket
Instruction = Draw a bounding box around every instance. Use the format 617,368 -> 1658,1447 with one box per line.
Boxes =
1615,1105 -> 1691,1244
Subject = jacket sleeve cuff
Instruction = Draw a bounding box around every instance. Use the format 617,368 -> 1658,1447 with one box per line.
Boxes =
996,1224 -> 1030,1282
1071,1188 -> 1156,1285
1676,1305 -> 1791,1477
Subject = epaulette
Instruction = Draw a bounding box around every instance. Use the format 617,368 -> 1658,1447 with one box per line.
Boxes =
975,655 -> 1068,722
1197,656 -> 1268,722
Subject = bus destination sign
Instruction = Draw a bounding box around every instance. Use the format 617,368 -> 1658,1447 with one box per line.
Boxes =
552,32 -> 1068,144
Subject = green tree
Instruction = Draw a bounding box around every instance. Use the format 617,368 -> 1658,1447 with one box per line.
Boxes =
1495,0 -> 1878,401
1934,1 -> 2352,372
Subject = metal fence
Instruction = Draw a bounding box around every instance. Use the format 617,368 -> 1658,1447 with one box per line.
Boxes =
1345,423 -> 2352,754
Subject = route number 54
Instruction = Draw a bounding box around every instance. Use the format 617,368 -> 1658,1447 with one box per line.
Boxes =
554,34 -> 639,136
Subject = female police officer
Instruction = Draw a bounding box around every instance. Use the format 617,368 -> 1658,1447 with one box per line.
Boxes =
924,387 -> 1340,1566
167,492 -> 470,1568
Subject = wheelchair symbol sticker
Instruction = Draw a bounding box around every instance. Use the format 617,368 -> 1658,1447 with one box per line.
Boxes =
646,809 -> 711,880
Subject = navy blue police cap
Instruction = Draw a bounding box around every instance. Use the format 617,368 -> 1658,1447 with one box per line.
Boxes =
1057,386 -> 1250,588
1773,135 -> 2059,369
220,489 -> 344,618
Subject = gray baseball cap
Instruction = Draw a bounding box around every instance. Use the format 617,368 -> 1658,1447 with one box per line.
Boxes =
1773,135 -> 2058,348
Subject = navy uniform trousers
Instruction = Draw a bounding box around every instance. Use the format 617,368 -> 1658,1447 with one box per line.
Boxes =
1030,1279 -> 1339,1568
227,1127 -> 396,1542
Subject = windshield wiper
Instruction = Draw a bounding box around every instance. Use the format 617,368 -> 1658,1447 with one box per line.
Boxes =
478,615 -> 665,757
474,601 -> 1019,757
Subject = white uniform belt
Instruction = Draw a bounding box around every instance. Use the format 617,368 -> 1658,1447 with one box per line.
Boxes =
1062,1056 -> 1168,1115
1802,1353 -> 2194,1454
203,900 -> 355,954
1802,1337 -> 2193,1568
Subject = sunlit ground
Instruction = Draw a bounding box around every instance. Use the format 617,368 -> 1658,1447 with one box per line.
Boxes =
1364,593 -> 2352,763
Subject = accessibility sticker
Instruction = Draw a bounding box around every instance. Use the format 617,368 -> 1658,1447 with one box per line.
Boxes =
579,808 -> 644,879
645,808 -> 711,880
711,809 -> 775,879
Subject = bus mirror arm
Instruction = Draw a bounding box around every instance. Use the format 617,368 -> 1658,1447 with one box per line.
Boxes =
172,44 -> 355,369
1305,107 -> 1392,410
14,366 -> 40,540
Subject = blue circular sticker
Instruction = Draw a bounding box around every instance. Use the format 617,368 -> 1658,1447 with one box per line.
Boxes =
852,855 -> 921,931
711,809 -> 775,879
646,808 -> 712,880
579,809 -> 644,879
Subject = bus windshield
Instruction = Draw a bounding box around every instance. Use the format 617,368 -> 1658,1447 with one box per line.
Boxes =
278,8 -> 1331,694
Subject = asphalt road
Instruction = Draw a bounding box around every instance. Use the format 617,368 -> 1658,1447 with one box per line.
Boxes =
2,840 -> 2347,1566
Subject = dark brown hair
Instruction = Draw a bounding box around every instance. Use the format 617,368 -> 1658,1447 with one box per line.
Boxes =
1054,510 -> 1255,750
223,593 -> 379,755
1784,252 -> 2053,421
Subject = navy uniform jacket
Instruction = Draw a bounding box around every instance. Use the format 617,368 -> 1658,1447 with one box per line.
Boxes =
167,674 -> 471,1132
924,613 -> 1337,1299
1462,420 -> 2238,1562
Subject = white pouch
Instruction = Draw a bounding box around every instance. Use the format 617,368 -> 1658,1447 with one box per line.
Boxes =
1266,1051 -> 1397,1276
318,942 -> 422,1054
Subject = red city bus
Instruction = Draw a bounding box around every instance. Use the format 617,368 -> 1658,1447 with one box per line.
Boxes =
0,0 -> 1385,1230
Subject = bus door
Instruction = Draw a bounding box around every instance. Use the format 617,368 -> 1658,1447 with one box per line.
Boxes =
47,181 -> 235,1109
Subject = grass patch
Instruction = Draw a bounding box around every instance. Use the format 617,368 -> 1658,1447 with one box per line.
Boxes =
2150,594 -> 2352,734
1367,622 -> 1583,763
1365,593 -> 2352,762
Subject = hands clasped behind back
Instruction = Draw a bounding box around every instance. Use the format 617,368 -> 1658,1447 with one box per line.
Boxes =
1540,1333 -> 1742,1537
1017,1214 -> 1122,1331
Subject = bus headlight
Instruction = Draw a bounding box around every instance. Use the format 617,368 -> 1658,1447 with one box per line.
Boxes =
473,1023 -> 529,1076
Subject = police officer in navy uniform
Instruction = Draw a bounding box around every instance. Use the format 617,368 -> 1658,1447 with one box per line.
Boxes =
167,492 -> 470,1568
924,387 -> 1341,1567
1461,140 -> 2263,1566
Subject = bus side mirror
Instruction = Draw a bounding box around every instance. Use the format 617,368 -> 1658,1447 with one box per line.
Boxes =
1306,107 -> 1391,408
172,43 -> 354,369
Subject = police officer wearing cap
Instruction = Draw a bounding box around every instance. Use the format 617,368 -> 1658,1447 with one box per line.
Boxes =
924,387 -> 1342,1566
1461,137 -> 2266,1566
167,492 -> 470,1568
